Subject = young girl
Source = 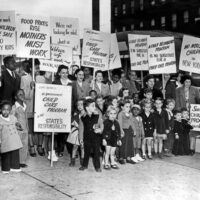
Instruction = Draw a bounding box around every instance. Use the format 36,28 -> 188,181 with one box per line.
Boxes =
0,101 -> 23,174
140,101 -> 156,159
67,99 -> 85,166
102,106 -> 121,170
131,104 -> 145,163
118,100 -> 136,164
118,87 -> 129,101
11,89 -> 29,168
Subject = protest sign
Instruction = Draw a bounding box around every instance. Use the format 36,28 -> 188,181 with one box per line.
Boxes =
0,11 -> 16,55
34,83 -> 71,132
190,104 -> 200,131
51,16 -> 80,55
128,34 -> 149,71
179,35 -> 200,74
81,29 -> 110,70
109,33 -> 121,70
16,14 -> 50,59
72,55 -> 80,68
148,37 -> 176,74
40,44 -> 73,72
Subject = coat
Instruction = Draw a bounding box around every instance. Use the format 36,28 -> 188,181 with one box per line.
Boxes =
93,82 -> 110,97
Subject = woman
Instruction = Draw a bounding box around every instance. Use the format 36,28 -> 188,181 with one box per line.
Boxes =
53,65 -> 72,157
175,74 -> 200,110
164,74 -> 177,100
92,70 -> 110,97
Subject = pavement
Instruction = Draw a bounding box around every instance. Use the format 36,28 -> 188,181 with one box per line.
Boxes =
1,152 -> 200,200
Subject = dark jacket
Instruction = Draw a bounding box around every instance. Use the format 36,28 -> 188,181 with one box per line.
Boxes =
139,87 -> 163,100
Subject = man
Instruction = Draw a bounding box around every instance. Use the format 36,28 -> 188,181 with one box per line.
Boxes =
0,56 -> 20,104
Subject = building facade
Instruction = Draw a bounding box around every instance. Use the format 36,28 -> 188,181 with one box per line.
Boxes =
111,0 -> 200,36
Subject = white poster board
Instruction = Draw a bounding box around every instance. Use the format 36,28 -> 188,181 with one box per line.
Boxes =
16,14 -> 50,59
34,83 -> 71,132
72,55 -> 80,68
148,37 -> 176,74
0,11 -> 16,55
179,35 -> 200,74
109,33 -> 121,70
81,29 -> 110,70
190,104 -> 200,131
128,34 -> 149,71
51,16 -> 80,55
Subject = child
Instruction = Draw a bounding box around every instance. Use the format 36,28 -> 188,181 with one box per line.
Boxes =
153,98 -> 169,159
140,101 -> 156,159
132,92 -> 140,104
89,90 -> 97,100
118,87 -> 129,101
140,88 -> 154,111
164,99 -> 175,156
102,106 -> 121,170
11,89 -> 29,168
96,95 -> 105,115
118,100 -> 136,164
172,110 -> 184,156
110,70 -> 122,97
131,104 -> 145,163
0,101 -> 23,174
181,108 -> 193,155
79,99 -> 103,172
67,99 -> 85,166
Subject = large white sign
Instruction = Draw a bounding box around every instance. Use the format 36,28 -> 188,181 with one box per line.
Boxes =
34,83 -> 71,132
109,34 -> 121,70
190,104 -> 200,131
128,34 -> 149,71
0,11 -> 16,55
16,14 -> 50,59
179,35 -> 200,74
81,29 -> 110,70
148,37 -> 176,74
51,16 -> 80,55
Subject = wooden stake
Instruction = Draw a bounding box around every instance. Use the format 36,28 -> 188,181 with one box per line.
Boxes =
141,71 -> 144,88
50,132 -> 55,167
162,74 -> 165,99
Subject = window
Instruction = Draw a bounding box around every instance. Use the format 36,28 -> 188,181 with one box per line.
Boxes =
131,24 -> 134,30
161,16 -> 166,27
151,19 -> 155,27
122,4 -> 126,15
172,14 -> 177,28
122,26 -> 126,32
114,7 -> 118,17
184,11 -> 189,23
140,0 -> 144,10
131,1 -> 135,14
140,21 -> 144,28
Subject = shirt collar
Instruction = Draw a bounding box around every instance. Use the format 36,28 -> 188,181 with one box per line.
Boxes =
6,68 -> 13,77
15,101 -> 27,111
0,115 -> 10,121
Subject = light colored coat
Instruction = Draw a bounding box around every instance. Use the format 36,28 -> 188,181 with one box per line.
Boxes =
93,82 -> 110,97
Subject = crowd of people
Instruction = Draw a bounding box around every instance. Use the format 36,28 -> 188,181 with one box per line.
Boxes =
0,55 -> 200,173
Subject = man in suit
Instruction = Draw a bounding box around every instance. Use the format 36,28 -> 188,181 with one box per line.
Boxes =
0,56 -> 20,104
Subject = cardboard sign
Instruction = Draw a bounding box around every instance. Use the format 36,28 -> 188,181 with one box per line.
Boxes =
109,34 -> 121,70
16,14 -> 50,59
81,29 -> 110,70
179,35 -> 200,74
51,16 -> 80,55
128,34 -> 149,71
0,11 -> 16,55
190,104 -> 200,131
40,44 -> 73,72
34,83 -> 71,132
148,37 -> 176,74
72,55 -> 80,68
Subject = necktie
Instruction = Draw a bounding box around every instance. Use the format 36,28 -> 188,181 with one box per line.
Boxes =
12,71 -> 15,78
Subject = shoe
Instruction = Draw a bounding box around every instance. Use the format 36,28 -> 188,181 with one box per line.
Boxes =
148,155 -> 153,159
158,153 -> 163,159
190,150 -> 195,156
37,146 -> 45,156
58,152 -> 64,157
95,168 -> 102,172
29,146 -> 36,157
69,158 -> 75,167
136,154 -> 145,162
79,166 -> 87,171
10,168 -> 22,172
111,164 -> 119,169
131,156 -> 139,163
119,159 -> 126,165
20,164 -> 28,168
142,155 -> 147,160
126,159 -> 136,164
2,171 -> 10,174
48,150 -> 58,162
104,164 -> 111,170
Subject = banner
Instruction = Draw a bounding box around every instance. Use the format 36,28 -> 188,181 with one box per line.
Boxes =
190,104 -> 200,131
51,16 -> 80,55
148,37 -> 176,74
16,14 -> 50,59
81,29 -> 110,70
179,35 -> 200,74
109,34 -> 121,70
0,11 -> 16,55
72,55 -> 80,68
40,44 -> 73,72
34,83 -> 71,132
128,34 -> 149,71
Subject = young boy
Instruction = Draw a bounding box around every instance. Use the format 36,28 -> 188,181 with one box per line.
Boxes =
79,99 -> 103,172
140,88 -> 154,111
110,70 -> 122,97
153,98 -> 169,159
